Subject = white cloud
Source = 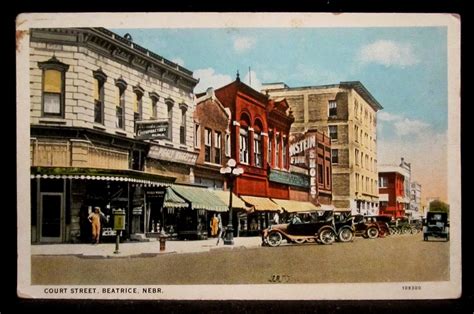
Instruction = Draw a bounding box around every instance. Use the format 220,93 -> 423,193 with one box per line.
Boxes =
171,58 -> 184,66
193,68 -> 232,93
379,111 -> 429,137
233,36 -> 256,53
358,40 -> 419,67
242,70 -> 262,91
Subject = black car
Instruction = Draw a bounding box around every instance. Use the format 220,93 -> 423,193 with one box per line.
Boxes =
423,212 -> 449,241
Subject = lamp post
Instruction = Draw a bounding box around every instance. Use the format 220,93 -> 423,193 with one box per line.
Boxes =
220,158 -> 244,245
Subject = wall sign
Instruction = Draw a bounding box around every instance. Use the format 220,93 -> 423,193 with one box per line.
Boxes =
269,169 -> 309,188
148,145 -> 198,165
135,120 -> 169,140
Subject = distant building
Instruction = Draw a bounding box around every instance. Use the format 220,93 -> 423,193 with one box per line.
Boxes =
409,181 -> 422,218
399,157 -> 412,212
378,164 -> 410,218
263,81 -> 383,214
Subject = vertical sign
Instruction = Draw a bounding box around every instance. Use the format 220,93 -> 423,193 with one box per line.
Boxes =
309,149 -> 317,198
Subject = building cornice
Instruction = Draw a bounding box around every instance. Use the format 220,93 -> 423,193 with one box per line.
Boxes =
31,28 -> 199,93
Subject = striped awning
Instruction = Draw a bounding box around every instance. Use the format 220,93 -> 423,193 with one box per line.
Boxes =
171,185 -> 229,212
210,190 -> 249,211
163,187 -> 188,208
240,195 -> 282,212
271,198 -> 319,213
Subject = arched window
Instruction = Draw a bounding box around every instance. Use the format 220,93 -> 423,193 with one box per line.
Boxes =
133,85 -> 144,123
253,119 -> 263,168
115,78 -> 127,129
38,56 -> 69,118
179,103 -> 188,145
149,92 -> 160,119
239,113 -> 251,164
93,68 -> 107,124
165,98 -> 175,140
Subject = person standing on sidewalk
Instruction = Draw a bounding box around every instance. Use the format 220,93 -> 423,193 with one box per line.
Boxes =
216,214 -> 225,245
88,206 -> 105,244
210,213 -> 219,237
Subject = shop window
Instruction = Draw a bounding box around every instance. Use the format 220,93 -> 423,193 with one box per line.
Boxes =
204,128 -> 211,162
214,131 -> 222,164
38,57 -> 69,118
115,78 -> 127,129
93,69 -> 107,124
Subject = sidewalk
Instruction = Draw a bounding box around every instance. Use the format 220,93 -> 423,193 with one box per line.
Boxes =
31,236 -> 262,258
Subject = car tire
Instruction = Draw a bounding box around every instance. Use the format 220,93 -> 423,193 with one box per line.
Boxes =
366,227 -> 379,239
267,232 -> 282,247
338,228 -> 354,242
319,229 -> 336,245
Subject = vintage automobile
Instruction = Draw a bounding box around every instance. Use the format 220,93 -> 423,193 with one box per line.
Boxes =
364,215 -> 392,237
352,214 -> 382,239
333,211 -> 355,242
261,211 -> 337,247
423,212 -> 449,241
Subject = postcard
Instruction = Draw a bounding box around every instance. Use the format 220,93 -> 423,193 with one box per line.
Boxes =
16,12 -> 461,300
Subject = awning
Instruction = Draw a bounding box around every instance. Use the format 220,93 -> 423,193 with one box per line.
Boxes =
240,195 -> 282,212
30,167 -> 175,187
379,194 -> 389,202
319,204 -> 335,211
210,190 -> 249,211
171,185 -> 229,212
271,198 -> 319,213
163,187 -> 188,208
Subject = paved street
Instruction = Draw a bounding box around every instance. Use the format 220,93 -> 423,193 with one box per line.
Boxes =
32,234 -> 449,285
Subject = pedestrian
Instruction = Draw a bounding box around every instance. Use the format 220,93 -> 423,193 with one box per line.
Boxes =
216,214 -> 224,245
210,213 -> 219,237
88,206 -> 105,244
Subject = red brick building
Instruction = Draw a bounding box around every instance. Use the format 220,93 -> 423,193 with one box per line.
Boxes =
378,165 -> 408,218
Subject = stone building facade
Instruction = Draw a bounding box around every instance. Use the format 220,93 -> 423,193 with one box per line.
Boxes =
29,28 -> 198,243
262,81 -> 383,213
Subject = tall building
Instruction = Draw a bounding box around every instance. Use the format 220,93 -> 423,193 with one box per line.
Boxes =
262,81 -> 383,213
409,181 -> 422,218
29,28 -> 199,243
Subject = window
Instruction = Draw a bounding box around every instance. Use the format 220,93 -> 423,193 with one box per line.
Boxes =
354,100 -> 359,118
133,86 -> 144,124
115,78 -> 127,129
239,128 -> 249,164
370,157 -> 373,171
366,177 -> 370,192
149,92 -> 159,119
318,164 -> 323,184
331,149 -> 339,164
356,173 -> 360,192
225,133 -> 231,157
254,132 -> 262,167
326,166 -> 330,185
268,132 -> 273,165
214,131 -> 221,164
93,69 -> 106,124
354,125 -> 359,142
282,136 -> 288,169
329,125 -> 338,140
328,100 -> 337,117
355,149 -> 359,166
361,175 -> 365,191
379,176 -> 388,188
38,57 -> 69,117
365,155 -> 369,170
179,103 -> 188,145
275,135 -> 280,167
194,124 -> 201,148
166,99 -> 174,140
204,128 -> 211,162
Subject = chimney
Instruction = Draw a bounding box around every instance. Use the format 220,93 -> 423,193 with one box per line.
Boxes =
206,87 -> 215,99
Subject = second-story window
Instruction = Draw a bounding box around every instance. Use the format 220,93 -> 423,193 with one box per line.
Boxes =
179,103 -> 188,145
253,132 -> 262,168
239,128 -> 249,164
329,125 -> 338,140
225,133 -> 231,157
93,69 -> 106,124
115,78 -> 127,129
149,92 -> 160,120
275,134 -> 280,168
282,136 -> 287,169
214,131 -> 221,164
268,131 -> 273,165
133,86 -> 144,130
166,99 -> 174,141
194,124 -> 201,148
38,57 -> 69,118
379,176 -> 387,188
204,128 -> 211,162
328,100 -> 337,117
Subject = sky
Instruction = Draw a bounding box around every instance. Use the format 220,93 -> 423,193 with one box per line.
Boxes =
113,27 -> 448,202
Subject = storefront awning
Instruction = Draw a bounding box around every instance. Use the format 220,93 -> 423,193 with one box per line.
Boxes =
163,187 -> 188,208
171,185 -> 229,212
240,195 -> 282,212
211,190 -> 250,211
271,198 -> 319,213
379,194 -> 389,202
319,204 -> 335,211
30,167 -> 175,187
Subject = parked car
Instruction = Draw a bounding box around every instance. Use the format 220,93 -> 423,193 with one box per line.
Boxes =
352,214 -> 381,239
364,215 -> 391,237
261,211 -> 337,247
333,211 -> 355,242
423,212 -> 449,241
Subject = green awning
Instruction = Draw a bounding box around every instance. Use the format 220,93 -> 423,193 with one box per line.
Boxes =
171,185 -> 229,212
210,190 -> 250,211
163,187 -> 188,208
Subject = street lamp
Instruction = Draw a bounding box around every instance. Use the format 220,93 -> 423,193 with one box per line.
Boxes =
220,158 -> 244,245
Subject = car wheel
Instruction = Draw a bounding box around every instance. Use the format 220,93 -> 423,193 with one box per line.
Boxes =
293,238 -> 306,244
267,232 -> 282,247
319,229 -> 336,245
366,227 -> 379,239
338,228 -> 354,242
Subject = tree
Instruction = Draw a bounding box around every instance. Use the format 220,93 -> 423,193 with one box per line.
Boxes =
429,200 -> 449,213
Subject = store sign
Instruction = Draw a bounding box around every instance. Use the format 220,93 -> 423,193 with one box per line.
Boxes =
308,149 -> 317,198
148,145 -> 198,165
135,120 -> 169,140
289,135 -> 316,158
269,169 -> 309,188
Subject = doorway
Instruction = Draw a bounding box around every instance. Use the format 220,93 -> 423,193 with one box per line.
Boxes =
40,192 -> 64,243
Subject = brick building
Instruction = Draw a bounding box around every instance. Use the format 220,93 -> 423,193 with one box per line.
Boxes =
378,165 -> 409,218
29,28 -> 198,243
262,81 -> 383,214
